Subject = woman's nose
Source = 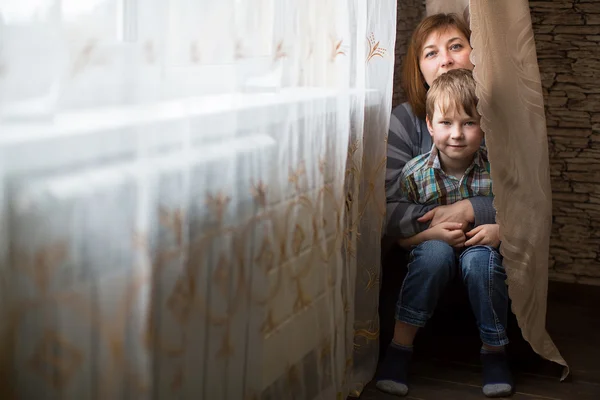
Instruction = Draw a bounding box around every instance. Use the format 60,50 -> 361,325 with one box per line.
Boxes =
440,51 -> 454,67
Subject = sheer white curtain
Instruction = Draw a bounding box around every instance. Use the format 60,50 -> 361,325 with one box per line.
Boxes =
347,0 -> 397,396
0,0 -> 395,398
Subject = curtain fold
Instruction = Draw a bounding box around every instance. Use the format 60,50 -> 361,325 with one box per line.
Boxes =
346,0 -> 397,396
426,0 -> 569,378
468,0 -> 569,379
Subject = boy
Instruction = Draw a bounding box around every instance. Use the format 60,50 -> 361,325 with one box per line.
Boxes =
376,69 -> 513,398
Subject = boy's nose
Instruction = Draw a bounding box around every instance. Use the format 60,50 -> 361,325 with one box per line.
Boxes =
450,126 -> 464,139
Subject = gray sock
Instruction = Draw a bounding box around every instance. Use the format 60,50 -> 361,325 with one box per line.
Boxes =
375,341 -> 413,396
481,348 -> 514,398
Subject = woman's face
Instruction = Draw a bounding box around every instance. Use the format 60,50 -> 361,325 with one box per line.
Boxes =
419,27 -> 473,87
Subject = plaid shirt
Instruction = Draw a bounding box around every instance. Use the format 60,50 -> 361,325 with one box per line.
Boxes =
400,145 -> 493,206
385,103 -> 496,237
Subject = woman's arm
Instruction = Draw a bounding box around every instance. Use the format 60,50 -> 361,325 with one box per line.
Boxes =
385,104 -> 435,237
467,196 -> 497,227
416,195 -> 496,228
386,197 -> 434,238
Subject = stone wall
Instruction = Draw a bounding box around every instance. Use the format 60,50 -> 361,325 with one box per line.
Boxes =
392,0 -> 426,108
532,0 -> 600,285
392,1 -> 600,284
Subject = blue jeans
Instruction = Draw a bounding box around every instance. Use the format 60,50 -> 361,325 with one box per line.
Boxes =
396,240 -> 509,347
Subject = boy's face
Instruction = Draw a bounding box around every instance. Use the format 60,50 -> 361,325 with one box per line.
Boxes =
426,105 -> 483,164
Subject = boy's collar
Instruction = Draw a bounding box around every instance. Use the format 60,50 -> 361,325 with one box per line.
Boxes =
426,145 -> 487,172
426,145 -> 442,169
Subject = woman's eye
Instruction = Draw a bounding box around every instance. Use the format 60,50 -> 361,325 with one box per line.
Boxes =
425,51 -> 436,58
450,43 -> 463,51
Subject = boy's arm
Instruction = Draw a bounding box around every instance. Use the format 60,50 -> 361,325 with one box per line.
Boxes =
397,174 -> 432,246
465,223 -> 500,247
398,229 -> 432,248
391,164 -> 432,239
398,222 -> 465,249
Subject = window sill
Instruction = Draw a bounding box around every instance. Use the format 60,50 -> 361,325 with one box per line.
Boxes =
1,87 -> 378,146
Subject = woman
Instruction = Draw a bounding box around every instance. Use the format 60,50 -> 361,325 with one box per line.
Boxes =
379,14 -> 512,398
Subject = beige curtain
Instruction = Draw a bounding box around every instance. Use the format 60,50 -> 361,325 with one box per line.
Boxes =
427,0 -> 569,379
426,0 -> 470,22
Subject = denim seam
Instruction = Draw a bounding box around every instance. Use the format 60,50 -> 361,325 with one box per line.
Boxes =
396,249 -> 414,314
487,249 -> 506,346
395,248 -> 429,327
462,246 -> 508,346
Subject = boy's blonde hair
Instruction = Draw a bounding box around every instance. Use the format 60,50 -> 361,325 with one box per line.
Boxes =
425,68 -> 479,121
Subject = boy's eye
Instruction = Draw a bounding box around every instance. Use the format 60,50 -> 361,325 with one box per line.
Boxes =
464,121 -> 475,126
440,121 -> 451,125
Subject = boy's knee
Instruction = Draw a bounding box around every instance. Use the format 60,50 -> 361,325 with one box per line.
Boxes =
460,245 -> 501,278
417,240 -> 455,259
411,240 -> 456,276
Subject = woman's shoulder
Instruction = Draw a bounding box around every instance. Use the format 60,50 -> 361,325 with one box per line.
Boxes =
390,102 -> 419,135
389,102 -> 429,150
391,102 -> 418,122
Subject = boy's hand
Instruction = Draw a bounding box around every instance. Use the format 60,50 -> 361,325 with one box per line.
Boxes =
465,224 -> 500,247
418,199 -> 474,230
427,222 -> 466,248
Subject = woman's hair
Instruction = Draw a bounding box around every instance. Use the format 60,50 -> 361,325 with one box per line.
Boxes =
401,13 -> 471,120
425,68 -> 478,121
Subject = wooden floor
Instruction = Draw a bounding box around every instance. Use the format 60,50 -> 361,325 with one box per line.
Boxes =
357,278 -> 600,400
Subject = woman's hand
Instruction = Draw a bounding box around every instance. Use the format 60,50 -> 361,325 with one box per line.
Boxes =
417,199 -> 475,229
464,224 -> 500,247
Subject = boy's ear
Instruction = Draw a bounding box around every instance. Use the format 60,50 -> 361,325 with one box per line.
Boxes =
426,115 -> 434,136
